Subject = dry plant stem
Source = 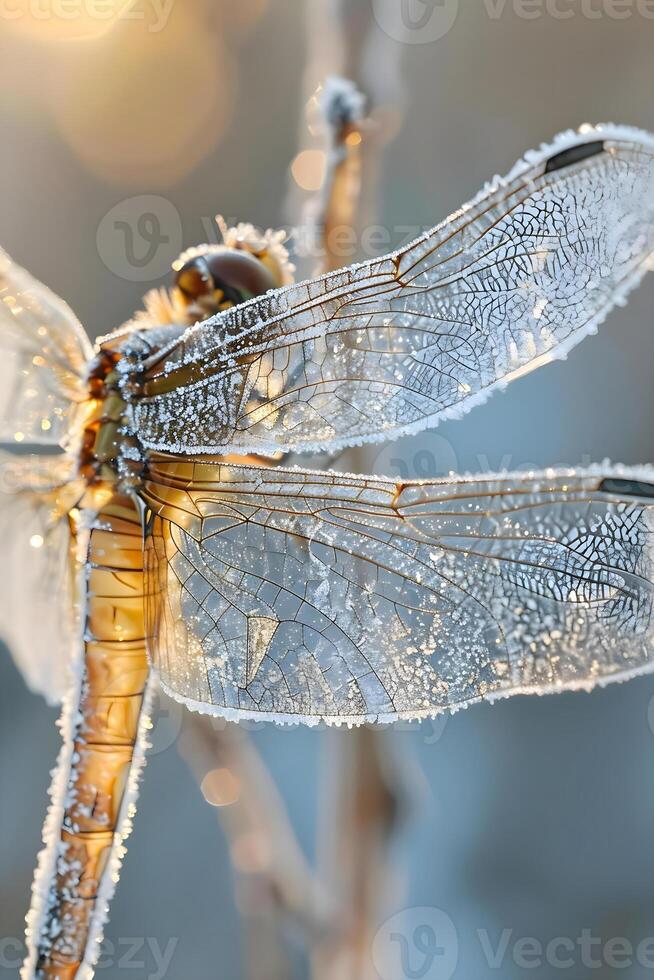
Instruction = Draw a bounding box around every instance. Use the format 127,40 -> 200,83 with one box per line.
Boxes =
287,0 -> 404,273
170,447 -> 328,978
178,711 -> 331,979
313,729 -> 407,980
308,77 -> 411,980
316,114 -> 364,275
179,712 -> 330,934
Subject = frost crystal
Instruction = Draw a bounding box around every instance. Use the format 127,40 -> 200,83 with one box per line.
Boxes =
132,125 -> 654,458
143,459 -> 654,725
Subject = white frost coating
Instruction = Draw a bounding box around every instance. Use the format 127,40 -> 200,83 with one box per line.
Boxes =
0,246 -> 93,450
22,526 -> 90,980
143,460 -> 654,726
21,514 -> 154,980
132,123 -> 654,458
158,658 -> 654,729
319,75 -> 366,131
73,675 -> 155,980
180,458 -> 654,490
0,453 -> 83,704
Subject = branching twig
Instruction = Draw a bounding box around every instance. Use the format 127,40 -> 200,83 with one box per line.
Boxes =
177,9 -> 415,978
179,712 -> 332,979
298,58 -> 416,980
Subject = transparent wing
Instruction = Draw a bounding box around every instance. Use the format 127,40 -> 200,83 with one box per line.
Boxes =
133,125 -> 654,456
0,451 -> 83,703
140,456 -> 654,724
0,247 -> 93,447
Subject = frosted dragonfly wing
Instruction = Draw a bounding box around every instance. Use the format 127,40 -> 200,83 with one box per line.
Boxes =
133,125 -> 654,456
0,247 -> 93,448
0,452 -> 83,702
141,457 -> 654,725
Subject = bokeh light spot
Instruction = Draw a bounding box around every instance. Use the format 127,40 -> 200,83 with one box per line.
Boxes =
201,767 -> 241,807
48,8 -> 235,187
291,149 -> 326,191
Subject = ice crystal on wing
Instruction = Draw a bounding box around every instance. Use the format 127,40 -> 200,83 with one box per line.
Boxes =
0,247 -> 92,449
141,460 -> 654,725
0,452 -> 82,702
132,126 -> 654,457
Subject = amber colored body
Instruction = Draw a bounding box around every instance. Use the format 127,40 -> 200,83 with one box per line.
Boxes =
28,241 -> 289,978
35,493 -> 149,978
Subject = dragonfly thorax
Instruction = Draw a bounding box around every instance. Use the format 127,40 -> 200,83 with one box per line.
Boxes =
79,348 -> 145,488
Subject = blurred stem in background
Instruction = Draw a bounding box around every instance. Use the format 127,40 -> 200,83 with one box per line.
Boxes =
179,715 -> 332,980
310,89 -> 411,971
287,0 -> 406,281
293,5 -> 418,980
175,5 -> 418,978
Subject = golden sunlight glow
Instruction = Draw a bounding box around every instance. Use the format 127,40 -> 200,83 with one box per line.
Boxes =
49,7 -> 235,187
2,0 -> 140,44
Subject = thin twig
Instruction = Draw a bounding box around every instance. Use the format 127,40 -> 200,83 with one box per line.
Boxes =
295,53 -> 416,980
178,712 -> 332,979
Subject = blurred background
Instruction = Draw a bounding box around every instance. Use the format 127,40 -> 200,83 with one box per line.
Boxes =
1,1 -> 654,977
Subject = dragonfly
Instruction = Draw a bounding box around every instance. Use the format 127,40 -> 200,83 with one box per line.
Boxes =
3,122 -> 654,979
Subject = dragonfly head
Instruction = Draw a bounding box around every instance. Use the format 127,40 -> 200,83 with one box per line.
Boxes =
171,217 -> 295,320
173,246 -> 276,319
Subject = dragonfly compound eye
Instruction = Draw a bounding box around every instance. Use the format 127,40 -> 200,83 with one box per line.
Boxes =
174,248 -> 276,315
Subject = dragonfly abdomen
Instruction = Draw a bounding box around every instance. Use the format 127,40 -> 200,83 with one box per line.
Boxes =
30,493 -> 152,979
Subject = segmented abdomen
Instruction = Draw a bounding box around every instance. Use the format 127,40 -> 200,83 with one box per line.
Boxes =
26,493 -> 152,980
